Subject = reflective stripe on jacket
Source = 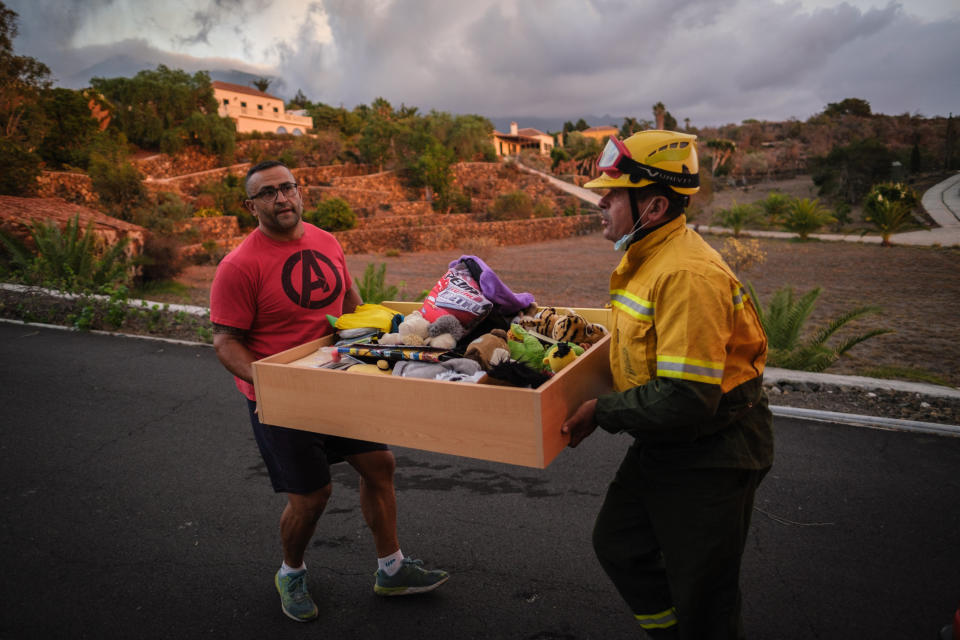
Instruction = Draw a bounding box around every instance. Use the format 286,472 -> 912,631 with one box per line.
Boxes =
595,215 -> 774,469
608,215 -> 767,394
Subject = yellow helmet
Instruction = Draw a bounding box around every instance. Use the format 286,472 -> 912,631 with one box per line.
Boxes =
584,129 -> 699,196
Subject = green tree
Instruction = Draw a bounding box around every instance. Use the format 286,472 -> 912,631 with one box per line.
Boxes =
809,138 -> 896,204
90,65 -> 234,158
822,98 -> 872,118
251,77 -> 271,93
781,198 -> 836,240
35,88 -> 102,169
0,137 -> 41,195
288,89 -> 310,110
0,3 -> 50,195
663,111 -> 678,131
0,3 -> 50,144
747,284 -> 891,372
446,113 -> 495,161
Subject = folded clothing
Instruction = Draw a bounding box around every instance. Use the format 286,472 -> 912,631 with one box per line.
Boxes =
392,358 -> 482,381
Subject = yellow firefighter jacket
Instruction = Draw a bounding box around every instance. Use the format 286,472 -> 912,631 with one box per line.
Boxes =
595,214 -> 774,470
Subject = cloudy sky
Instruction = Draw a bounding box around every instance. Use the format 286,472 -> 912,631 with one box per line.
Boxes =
8,0 -> 959,128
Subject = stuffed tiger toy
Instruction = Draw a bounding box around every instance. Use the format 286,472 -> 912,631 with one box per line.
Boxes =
517,306 -> 608,346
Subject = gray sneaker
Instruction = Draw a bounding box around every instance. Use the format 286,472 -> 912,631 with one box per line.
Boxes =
374,557 -> 449,596
274,569 -> 318,622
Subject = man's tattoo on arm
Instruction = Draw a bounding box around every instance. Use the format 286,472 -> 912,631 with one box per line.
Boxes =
212,322 -> 247,336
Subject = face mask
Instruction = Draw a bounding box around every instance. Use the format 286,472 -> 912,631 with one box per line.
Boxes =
614,199 -> 655,252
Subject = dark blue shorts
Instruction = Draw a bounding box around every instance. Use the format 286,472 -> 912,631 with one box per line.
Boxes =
246,399 -> 389,494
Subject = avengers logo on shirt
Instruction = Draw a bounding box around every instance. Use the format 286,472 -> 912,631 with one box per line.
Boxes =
281,250 -> 343,309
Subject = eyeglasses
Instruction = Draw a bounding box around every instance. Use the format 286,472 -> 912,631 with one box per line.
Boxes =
249,182 -> 299,203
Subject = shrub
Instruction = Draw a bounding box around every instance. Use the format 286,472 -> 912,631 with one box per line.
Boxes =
356,263 -> 400,304
304,197 -> 357,232
747,284 -> 892,372
88,156 -> 148,221
781,198 -> 836,240
487,191 -> 533,221
716,202 -> 760,237
719,237 -> 766,275
194,207 -> 223,218
137,233 -> 184,283
1,215 -> 132,291
0,139 -> 42,196
533,198 -> 555,218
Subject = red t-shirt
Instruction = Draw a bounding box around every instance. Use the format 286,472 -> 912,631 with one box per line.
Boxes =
210,223 -> 353,400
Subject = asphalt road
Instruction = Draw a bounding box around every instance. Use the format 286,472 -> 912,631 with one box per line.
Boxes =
1,323 -> 958,640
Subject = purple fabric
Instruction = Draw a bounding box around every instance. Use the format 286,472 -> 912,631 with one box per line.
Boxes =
449,255 -> 536,314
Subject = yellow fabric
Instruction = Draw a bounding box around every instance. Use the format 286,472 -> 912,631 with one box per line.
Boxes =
333,303 -> 401,332
634,606 -> 678,629
608,215 -> 767,394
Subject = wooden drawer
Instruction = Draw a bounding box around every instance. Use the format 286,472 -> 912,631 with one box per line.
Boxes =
252,303 -> 612,468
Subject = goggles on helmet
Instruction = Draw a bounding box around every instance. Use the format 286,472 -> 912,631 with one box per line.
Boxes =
596,136 -> 700,190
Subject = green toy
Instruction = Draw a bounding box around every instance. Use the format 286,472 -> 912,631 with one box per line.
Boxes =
507,323 -> 547,372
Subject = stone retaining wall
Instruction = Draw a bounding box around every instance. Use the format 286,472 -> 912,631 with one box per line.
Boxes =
292,165 -> 373,185
173,216 -> 240,242
132,148 -> 221,179
145,164 -> 250,196
334,214 -> 601,254
36,172 -> 99,207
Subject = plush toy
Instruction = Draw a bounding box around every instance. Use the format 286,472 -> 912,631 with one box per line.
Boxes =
507,323 -> 547,372
426,314 -> 466,350
518,306 -> 608,347
552,313 -> 608,346
464,328 -> 511,370
543,342 -> 585,373
379,310 -> 431,346
480,361 -> 551,389
517,307 -> 576,338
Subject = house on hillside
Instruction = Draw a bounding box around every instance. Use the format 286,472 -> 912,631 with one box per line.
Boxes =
492,122 -> 557,157
212,81 -> 313,135
578,125 -> 619,143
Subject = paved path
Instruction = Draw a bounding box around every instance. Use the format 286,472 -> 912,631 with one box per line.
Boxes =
1,324 -> 959,639
519,163 -> 960,247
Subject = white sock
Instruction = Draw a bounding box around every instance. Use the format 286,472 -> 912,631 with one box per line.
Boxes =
378,549 -> 404,576
280,561 -> 305,576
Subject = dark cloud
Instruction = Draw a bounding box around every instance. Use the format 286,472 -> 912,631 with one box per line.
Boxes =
6,0 -> 959,125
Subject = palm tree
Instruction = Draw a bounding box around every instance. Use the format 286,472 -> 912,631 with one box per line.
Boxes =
652,102 -> 666,130
781,198 -> 835,240
863,182 -> 920,246
706,139 -> 736,174
747,284 -> 892,372
717,202 -> 760,237
757,192 -> 793,226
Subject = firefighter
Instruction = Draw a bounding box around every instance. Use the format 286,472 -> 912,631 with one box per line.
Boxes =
561,130 -> 774,639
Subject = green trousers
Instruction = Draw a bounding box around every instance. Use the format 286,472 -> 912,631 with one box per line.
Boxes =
592,444 -> 768,640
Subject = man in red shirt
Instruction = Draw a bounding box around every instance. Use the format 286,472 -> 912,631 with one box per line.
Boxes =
210,161 -> 448,623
